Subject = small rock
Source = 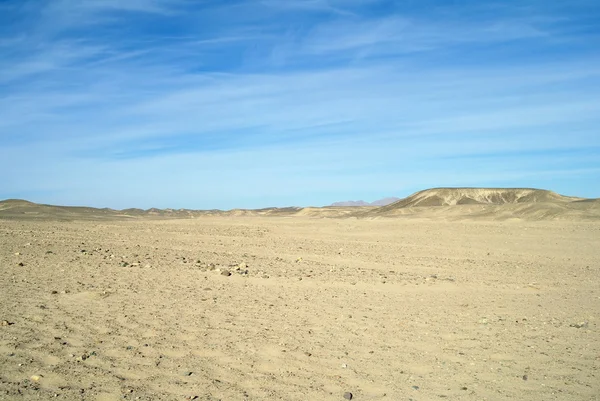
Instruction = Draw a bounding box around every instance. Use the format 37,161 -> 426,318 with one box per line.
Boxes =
412,386 -> 420,390
31,375 -> 41,382
522,375 -> 528,381
238,262 -> 247,269
18,262 -> 24,267
221,270 -> 232,277
570,322 -> 588,329
461,386 -> 468,390
14,252 -> 21,256
183,371 -> 193,376
1,320 -> 13,326
343,392 -> 353,400
51,290 -> 58,294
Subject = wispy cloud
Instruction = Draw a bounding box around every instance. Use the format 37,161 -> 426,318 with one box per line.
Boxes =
1,0 -> 599,208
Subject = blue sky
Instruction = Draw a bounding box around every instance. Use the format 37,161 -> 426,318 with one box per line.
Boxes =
1,0 -> 599,209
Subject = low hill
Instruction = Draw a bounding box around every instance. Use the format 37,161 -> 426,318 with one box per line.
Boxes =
0,200 -> 313,220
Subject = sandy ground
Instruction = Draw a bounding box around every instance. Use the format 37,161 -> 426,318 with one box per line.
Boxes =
1,217 -> 599,400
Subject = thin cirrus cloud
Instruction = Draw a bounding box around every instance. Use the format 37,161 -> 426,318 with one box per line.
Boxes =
0,0 -> 599,209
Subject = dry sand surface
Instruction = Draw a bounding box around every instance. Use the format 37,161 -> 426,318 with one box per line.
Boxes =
1,216 -> 599,400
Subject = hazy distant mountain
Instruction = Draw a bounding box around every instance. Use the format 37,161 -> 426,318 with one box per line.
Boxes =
370,197 -> 401,206
330,197 -> 400,207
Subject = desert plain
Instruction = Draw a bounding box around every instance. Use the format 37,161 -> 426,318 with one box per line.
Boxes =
1,191 -> 599,401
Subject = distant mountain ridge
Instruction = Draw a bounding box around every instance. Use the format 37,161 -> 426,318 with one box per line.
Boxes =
1,188 -> 598,221
330,197 -> 400,207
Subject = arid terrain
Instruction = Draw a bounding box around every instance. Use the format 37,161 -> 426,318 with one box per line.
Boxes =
1,189 -> 599,400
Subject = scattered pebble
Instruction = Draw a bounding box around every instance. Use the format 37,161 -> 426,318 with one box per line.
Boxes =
221,270 -> 232,277
523,375 -> 528,381
343,392 -> 353,400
